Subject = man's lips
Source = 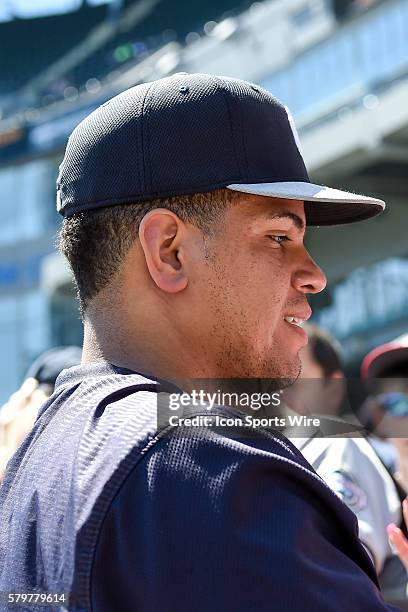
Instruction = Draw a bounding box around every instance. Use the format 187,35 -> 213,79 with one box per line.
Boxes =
283,307 -> 312,327
282,308 -> 311,344
283,315 -> 307,326
283,318 -> 309,344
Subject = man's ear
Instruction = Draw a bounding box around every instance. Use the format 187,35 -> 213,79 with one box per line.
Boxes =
138,208 -> 188,293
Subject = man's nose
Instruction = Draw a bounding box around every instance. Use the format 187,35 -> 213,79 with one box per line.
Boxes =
292,249 -> 327,295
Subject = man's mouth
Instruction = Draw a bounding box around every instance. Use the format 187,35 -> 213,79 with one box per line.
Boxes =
283,316 -> 306,327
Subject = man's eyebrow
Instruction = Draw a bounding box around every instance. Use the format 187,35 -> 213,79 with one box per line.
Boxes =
265,212 -> 305,231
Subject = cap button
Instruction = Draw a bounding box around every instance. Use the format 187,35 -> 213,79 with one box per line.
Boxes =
179,85 -> 189,94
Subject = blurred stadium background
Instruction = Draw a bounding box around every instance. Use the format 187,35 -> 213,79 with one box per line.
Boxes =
0,0 -> 407,404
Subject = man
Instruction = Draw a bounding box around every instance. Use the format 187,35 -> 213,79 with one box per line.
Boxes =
0,74 -> 395,610
287,325 -> 407,609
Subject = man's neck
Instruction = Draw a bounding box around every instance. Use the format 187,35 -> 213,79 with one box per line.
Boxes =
81,315 -> 218,391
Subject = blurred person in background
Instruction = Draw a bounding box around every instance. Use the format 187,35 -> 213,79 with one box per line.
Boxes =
286,324 -> 408,609
361,334 -> 408,487
360,335 -> 408,604
283,323 -> 346,417
0,346 -> 82,481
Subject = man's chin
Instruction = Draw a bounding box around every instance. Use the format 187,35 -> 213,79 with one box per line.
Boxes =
244,361 -> 301,391
212,348 -> 302,385
262,352 -> 302,387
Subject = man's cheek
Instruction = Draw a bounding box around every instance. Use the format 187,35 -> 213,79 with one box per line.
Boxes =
256,312 -> 283,348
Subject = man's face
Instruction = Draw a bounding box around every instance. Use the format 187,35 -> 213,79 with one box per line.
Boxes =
187,195 -> 326,381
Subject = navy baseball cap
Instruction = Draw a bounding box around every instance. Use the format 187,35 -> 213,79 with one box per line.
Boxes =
25,346 -> 82,387
57,73 -> 385,225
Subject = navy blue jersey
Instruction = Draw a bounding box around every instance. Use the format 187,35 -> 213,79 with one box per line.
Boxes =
0,363 -> 399,611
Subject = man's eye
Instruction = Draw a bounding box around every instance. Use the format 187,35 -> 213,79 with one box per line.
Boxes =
269,235 -> 289,244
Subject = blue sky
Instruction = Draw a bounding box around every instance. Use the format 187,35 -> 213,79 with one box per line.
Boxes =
0,0 -> 115,22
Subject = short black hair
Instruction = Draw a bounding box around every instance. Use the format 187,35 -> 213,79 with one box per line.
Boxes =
58,188 -> 242,316
304,323 -> 344,378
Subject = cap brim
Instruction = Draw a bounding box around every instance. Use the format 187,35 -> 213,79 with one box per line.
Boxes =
226,182 -> 385,226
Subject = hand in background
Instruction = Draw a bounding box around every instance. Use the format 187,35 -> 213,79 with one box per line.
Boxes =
387,498 -> 408,572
